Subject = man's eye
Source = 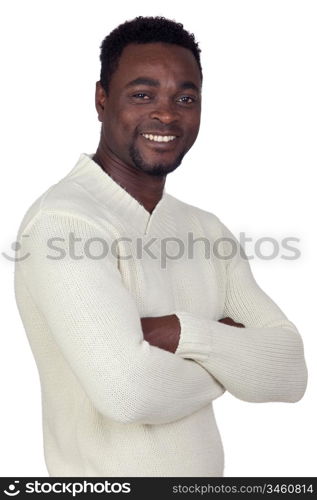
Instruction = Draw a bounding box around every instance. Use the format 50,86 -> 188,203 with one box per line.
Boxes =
177,96 -> 196,104
132,93 -> 150,100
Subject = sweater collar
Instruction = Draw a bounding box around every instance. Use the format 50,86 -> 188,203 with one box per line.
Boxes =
66,153 -> 170,235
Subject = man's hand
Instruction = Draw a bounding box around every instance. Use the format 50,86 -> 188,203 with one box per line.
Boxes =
141,315 -> 180,353
218,317 -> 245,328
141,315 -> 245,354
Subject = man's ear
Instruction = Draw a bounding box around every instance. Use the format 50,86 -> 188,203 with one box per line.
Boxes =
95,81 -> 107,122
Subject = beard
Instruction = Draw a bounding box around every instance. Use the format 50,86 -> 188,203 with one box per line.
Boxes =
128,142 -> 185,177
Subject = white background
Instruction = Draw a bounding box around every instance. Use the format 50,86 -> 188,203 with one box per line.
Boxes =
1,0 -> 316,477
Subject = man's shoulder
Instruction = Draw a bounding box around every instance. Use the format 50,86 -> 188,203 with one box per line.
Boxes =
16,154 -> 113,237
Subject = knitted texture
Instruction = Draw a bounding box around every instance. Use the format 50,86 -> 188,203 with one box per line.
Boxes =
14,153 -> 307,477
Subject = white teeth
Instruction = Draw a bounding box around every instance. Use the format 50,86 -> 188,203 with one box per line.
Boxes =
142,134 -> 176,143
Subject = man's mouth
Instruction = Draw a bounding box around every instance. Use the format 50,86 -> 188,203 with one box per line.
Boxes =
141,133 -> 177,143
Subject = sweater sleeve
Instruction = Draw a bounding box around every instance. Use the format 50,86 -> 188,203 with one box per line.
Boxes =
175,222 -> 308,403
15,211 -> 224,425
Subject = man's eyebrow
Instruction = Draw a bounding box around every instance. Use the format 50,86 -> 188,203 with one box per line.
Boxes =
125,77 -> 160,88
125,77 -> 200,92
179,81 -> 200,92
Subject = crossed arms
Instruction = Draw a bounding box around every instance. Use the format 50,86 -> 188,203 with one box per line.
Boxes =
16,212 -> 308,425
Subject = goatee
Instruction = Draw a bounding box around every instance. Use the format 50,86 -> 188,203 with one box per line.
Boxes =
129,144 -> 185,177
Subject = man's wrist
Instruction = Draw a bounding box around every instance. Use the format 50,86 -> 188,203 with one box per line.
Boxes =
141,314 -> 180,353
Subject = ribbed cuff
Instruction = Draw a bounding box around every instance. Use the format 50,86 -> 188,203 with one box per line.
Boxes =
174,311 -> 213,361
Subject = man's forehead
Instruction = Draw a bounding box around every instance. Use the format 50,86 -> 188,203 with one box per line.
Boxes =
114,42 -> 201,86
120,42 -> 197,64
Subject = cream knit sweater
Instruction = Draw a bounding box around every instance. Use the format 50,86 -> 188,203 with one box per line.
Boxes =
14,153 -> 307,477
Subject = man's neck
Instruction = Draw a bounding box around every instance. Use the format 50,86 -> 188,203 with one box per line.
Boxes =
93,148 -> 166,214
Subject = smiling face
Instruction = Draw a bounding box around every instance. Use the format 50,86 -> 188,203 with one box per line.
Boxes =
95,42 -> 202,176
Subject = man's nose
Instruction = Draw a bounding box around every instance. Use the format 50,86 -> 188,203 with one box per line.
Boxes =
149,100 -> 179,124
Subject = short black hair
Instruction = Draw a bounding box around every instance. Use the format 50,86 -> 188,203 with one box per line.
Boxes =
99,16 -> 202,93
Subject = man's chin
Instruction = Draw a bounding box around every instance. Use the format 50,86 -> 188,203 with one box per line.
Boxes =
141,162 -> 181,176
129,146 -> 184,177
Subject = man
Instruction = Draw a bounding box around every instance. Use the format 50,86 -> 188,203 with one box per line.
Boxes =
14,16 -> 307,477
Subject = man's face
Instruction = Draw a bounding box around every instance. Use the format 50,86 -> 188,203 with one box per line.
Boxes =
96,42 -> 202,176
